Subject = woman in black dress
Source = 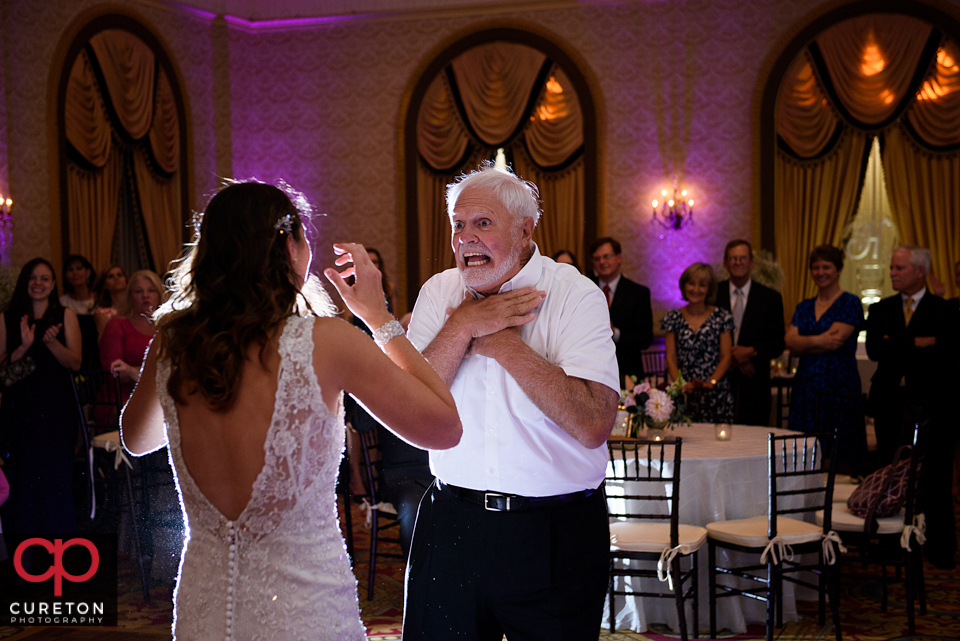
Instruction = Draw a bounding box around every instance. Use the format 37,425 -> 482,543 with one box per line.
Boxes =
662,263 -> 735,422
0,258 -> 82,533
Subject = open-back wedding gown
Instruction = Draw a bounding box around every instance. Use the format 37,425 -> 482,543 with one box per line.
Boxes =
157,315 -> 366,640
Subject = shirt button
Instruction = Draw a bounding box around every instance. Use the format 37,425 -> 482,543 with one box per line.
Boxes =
487,388 -> 495,396
489,428 -> 495,435
489,468 -> 495,474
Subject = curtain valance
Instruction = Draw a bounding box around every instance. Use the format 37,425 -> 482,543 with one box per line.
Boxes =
907,40 -> 960,147
65,52 -> 113,168
67,30 -> 180,172
450,43 -> 546,147
816,15 -> 932,126
777,15 -> 958,156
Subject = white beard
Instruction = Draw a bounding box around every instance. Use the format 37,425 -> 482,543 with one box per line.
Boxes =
460,241 -> 523,292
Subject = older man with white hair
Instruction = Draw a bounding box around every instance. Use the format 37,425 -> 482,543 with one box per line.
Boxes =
403,165 -> 620,639
866,243 -> 960,569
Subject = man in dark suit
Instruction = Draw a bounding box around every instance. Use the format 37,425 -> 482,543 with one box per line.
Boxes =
867,244 -> 960,569
588,237 -> 653,386
715,239 -> 785,426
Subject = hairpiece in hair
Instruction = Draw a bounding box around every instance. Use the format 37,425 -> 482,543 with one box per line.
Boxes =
275,212 -> 294,235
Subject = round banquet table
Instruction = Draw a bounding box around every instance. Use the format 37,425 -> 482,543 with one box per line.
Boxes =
603,421 -> 821,635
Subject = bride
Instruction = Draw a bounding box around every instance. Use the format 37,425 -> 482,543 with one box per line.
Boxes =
121,181 -> 461,640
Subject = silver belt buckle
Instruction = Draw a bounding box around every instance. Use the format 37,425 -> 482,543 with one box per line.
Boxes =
484,492 -> 509,511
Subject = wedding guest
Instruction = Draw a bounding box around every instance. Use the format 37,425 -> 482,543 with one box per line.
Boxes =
100,270 -> 165,403
866,244 -> 959,568
785,245 -> 865,469
60,255 -> 97,315
662,263 -> 735,422
60,254 -> 100,369
589,237 -> 653,386
0,258 -> 82,534
93,263 -> 128,337
715,240 -> 785,426
405,165 -> 619,639
551,249 -> 580,272
121,181 -> 460,638
364,247 -> 397,316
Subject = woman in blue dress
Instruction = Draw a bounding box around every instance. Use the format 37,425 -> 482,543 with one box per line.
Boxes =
785,245 -> 865,469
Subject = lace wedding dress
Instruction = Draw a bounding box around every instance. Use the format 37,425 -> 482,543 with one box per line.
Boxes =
157,315 -> 366,640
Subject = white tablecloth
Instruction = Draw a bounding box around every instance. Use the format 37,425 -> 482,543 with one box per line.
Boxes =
603,422 -> 820,635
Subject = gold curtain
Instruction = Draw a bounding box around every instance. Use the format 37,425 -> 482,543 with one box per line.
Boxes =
64,30 -> 181,274
775,129 -> 868,319
418,74 -> 470,171
149,67 -> 180,174
524,67 -> 583,166
65,52 -> 112,167
816,15 -> 932,125
513,146 -> 583,259
417,160 -> 456,289
776,53 -> 837,158
66,152 -> 123,270
450,43 -> 546,146
882,124 -> 960,298
133,149 -> 181,273
88,30 -> 156,140
908,40 -> 960,146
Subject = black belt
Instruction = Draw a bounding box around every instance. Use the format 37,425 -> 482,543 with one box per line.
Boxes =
439,481 -> 602,512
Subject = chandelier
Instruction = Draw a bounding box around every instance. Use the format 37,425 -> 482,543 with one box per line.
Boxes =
651,188 -> 693,230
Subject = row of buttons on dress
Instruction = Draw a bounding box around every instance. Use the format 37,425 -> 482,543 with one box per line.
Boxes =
225,521 -> 237,641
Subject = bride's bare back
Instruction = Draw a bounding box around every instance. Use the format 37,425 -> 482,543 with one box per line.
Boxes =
175,322 -> 342,521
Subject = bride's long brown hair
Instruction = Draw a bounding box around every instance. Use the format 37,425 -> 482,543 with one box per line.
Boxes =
156,181 -> 332,411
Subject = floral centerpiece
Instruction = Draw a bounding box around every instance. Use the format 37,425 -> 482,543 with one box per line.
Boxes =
621,374 -> 692,437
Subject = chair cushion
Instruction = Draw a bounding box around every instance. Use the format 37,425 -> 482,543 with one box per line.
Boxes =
92,430 -> 122,448
610,521 -> 707,554
706,515 -> 823,548
833,483 -> 857,503
817,503 -> 904,534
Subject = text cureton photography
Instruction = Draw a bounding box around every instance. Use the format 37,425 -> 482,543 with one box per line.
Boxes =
1,534 -> 117,627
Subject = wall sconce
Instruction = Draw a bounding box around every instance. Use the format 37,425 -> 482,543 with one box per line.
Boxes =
652,187 -> 693,230
0,194 -> 12,266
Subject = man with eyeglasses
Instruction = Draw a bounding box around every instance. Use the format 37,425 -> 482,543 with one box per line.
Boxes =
588,237 -> 653,387
715,239 -> 784,426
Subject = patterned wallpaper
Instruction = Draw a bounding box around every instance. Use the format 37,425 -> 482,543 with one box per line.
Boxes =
2,0 -> 959,314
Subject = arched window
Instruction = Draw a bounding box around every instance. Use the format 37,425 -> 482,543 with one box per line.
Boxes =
403,29 -> 597,307
58,16 -> 188,275
759,3 -> 960,315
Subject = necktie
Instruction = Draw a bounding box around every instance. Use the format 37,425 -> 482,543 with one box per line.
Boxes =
732,288 -> 744,344
603,284 -> 612,308
904,298 -> 915,326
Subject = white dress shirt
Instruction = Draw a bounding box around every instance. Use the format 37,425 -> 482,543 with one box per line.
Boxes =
729,278 -> 752,345
901,287 -> 926,312
407,245 -> 620,496
599,273 -> 622,342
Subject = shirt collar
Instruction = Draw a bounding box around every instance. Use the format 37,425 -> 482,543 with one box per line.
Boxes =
464,243 -> 543,299
599,273 -> 621,291
901,287 -> 926,305
730,278 -> 752,298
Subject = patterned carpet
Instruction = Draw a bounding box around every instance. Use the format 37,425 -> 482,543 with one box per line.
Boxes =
1,500 -> 958,639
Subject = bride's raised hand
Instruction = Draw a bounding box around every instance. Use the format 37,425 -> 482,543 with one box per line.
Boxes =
324,243 -> 393,330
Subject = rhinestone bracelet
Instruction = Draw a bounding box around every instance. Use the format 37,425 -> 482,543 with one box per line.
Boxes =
372,319 -> 404,347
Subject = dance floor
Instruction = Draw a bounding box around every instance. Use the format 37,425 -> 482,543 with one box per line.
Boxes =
0,498 -> 958,640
